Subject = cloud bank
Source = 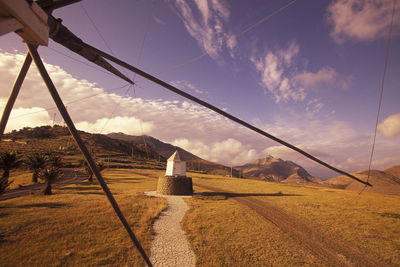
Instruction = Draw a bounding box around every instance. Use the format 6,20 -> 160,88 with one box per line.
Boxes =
1,51 -> 399,178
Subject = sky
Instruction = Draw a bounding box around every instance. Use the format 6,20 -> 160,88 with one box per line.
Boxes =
1,0 -> 400,179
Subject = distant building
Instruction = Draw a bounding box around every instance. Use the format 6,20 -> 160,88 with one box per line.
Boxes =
165,151 -> 186,177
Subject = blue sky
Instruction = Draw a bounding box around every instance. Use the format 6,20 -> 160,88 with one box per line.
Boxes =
1,0 -> 399,179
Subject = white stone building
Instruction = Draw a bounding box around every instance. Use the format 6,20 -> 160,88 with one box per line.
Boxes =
165,151 -> 186,177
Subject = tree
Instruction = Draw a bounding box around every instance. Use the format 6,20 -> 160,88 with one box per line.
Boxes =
0,151 -> 20,196
47,153 -> 63,168
39,166 -> 62,195
38,154 -> 63,195
81,160 -> 105,182
25,152 -> 46,183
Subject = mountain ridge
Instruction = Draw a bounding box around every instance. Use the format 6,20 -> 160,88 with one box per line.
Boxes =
235,155 -> 322,185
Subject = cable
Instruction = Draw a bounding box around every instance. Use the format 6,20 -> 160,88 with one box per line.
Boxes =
359,0 -> 397,195
132,2 -> 156,160
157,0 -> 297,74
80,2 -> 130,78
84,41 -> 373,187
80,3 -> 116,57
235,0 -> 296,39
99,84 -> 133,134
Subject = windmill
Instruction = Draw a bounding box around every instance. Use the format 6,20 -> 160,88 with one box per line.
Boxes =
0,0 -> 373,266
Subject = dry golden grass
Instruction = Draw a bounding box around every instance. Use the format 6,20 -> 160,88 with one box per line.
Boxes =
7,169 -> 33,189
183,172 -> 400,266
2,168 -> 399,266
0,169 -> 166,267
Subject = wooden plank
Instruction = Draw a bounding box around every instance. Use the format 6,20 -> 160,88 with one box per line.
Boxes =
0,17 -> 23,36
0,0 -> 49,45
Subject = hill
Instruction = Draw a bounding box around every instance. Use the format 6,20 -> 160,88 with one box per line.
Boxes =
107,132 -> 199,161
107,132 -> 237,176
1,126 -> 235,174
325,164 -> 400,195
235,156 -> 322,185
1,125 -> 164,169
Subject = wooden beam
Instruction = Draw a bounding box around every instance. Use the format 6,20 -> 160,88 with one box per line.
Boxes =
0,17 -> 23,36
0,0 -> 49,45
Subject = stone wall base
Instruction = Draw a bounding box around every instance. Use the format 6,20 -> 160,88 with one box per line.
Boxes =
156,176 -> 193,195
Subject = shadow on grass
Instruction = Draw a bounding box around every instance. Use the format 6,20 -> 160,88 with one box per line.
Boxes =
75,192 -> 106,196
15,203 -> 68,209
194,191 -> 301,200
103,178 -> 139,184
56,186 -> 101,191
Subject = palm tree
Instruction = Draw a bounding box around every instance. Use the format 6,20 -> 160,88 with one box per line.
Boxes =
47,154 -> 63,168
81,160 -> 105,182
25,152 -> 46,183
39,166 -> 62,195
0,151 -> 20,196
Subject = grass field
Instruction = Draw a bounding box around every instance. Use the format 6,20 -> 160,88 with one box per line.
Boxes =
1,169 -> 399,266
0,169 -> 166,267
183,173 -> 400,266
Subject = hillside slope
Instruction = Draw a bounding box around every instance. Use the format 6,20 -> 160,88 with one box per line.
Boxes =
235,156 -> 322,185
107,132 -> 199,161
107,132 -> 236,175
1,125 -> 163,169
325,165 -> 400,195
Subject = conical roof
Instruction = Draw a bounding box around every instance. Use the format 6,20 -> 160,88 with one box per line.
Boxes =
167,151 -> 181,162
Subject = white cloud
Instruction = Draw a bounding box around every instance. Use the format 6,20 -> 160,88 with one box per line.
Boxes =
0,105 -> 51,132
153,15 -> 166,25
1,51 -> 399,178
326,0 -> 400,43
173,137 -> 260,166
251,42 -> 305,103
75,116 -> 155,135
251,42 -> 353,106
171,80 -> 207,94
378,112 -> 400,138
174,0 -> 234,58
294,66 -> 338,89
306,98 -> 324,115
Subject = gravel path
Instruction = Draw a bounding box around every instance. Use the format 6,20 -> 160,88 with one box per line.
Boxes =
145,191 -> 196,267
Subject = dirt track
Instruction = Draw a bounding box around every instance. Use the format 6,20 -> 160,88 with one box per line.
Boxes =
0,168 -> 87,201
196,184 -> 385,267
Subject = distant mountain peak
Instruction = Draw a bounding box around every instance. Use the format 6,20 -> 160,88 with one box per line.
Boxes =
236,155 -> 321,185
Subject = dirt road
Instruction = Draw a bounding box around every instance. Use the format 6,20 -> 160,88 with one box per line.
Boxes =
0,168 -> 87,201
196,183 -> 385,267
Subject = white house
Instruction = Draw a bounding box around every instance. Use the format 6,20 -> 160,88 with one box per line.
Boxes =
165,151 -> 186,177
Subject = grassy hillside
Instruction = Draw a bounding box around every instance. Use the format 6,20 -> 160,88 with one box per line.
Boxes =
1,125 -> 165,170
325,167 -> 400,195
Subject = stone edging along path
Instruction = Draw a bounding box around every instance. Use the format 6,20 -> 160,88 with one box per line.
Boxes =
145,191 -> 195,267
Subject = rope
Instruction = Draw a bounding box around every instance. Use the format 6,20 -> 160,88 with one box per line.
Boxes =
359,0 -> 397,195
157,0 -> 297,74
